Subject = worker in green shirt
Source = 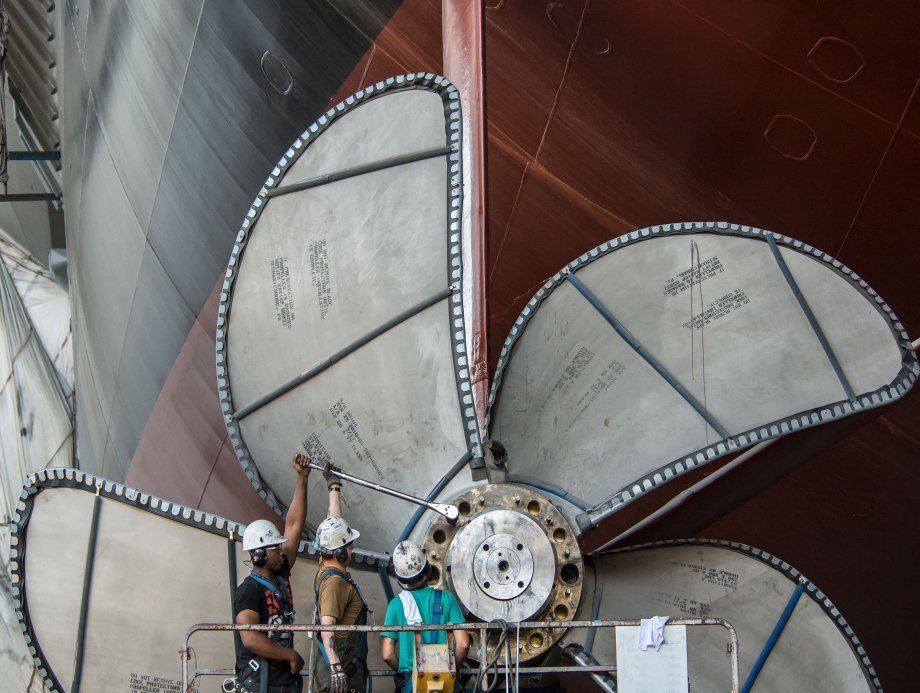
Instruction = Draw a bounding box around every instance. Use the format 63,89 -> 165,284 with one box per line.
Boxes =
381,540 -> 471,692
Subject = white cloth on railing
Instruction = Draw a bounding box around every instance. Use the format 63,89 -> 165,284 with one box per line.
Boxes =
638,615 -> 670,651
398,590 -> 423,626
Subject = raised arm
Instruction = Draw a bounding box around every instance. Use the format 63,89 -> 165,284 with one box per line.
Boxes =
324,465 -> 342,518
283,453 -> 311,567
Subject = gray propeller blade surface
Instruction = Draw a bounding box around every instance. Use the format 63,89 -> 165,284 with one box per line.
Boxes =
486,223 -> 917,533
218,75 -> 480,554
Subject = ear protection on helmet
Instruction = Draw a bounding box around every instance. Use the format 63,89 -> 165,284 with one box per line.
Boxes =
251,548 -> 268,567
313,539 -> 350,564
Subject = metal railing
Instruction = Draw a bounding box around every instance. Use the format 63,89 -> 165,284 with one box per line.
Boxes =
180,618 -> 739,692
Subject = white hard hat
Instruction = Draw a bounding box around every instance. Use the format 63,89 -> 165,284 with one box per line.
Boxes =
316,516 -> 360,551
393,540 -> 427,581
242,519 -> 285,551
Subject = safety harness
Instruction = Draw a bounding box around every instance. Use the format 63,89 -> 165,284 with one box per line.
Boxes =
426,589 -> 442,644
398,588 -> 443,644
236,571 -> 296,693
248,570 -> 295,646
313,567 -> 369,674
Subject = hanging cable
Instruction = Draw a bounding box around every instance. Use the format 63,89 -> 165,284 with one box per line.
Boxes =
583,558 -> 604,654
473,620 -> 510,692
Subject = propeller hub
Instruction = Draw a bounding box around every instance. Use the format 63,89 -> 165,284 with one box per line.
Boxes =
450,510 -> 554,620
422,483 -> 584,663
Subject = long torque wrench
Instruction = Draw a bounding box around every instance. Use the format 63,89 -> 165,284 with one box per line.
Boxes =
307,462 -> 459,523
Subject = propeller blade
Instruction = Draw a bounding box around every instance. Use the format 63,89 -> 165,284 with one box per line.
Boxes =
218,75 -> 481,553
487,224 -> 917,532
568,539 -> 879,691
10,469 -> 391,692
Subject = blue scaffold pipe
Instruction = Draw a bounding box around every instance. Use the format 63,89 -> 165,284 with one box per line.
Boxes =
398,450 -> 473,542
505,475 -> 590,511
741,583 -> 805,692
378,564 -> 395,603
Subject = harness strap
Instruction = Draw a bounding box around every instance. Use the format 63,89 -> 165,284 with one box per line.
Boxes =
409,589 -> 445,646
314,568 -> 369,666
244,572 -> 294,656
248,571 -> 292,612
426,590 -> 443,645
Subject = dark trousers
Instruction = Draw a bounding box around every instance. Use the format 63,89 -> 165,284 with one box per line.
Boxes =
236,666 -> 303,693
393,671 -> 411,693
269,680 -> 304,693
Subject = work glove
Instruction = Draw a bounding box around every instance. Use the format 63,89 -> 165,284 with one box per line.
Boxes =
329,662 -> 348,693
323,462 -> 342,489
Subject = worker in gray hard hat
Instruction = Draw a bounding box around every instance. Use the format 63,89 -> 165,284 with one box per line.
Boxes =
382,540 -> 470,693
310,465 -> 368,693
233,453 -> 311,692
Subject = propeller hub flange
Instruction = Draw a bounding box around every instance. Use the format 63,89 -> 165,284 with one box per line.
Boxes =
421,483 -> 584,663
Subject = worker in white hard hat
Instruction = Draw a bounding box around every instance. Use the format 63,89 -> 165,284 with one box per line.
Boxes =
232,453 -> 311,692
381,540 -> 470,693
310,465 -> 368,693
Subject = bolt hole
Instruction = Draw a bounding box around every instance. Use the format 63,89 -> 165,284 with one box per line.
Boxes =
560,563 -> 580,585
484,581 -> 491,589
517,581 -> 524,588
483,544 -> 490,552
529,632 -> 544,649
516,543 -> 523,550
527,500 -> 540,515
553,528 -> 566,543
433,529 -> 446,544
554,604 -> 569,620
498,560 -> 509,572
458,501 -> 471,515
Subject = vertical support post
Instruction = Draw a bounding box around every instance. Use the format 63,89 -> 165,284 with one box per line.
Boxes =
228,529 -> 241,662
181,638 -> 191,693
478,624 -> 489,685
443,0 -> 490,440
